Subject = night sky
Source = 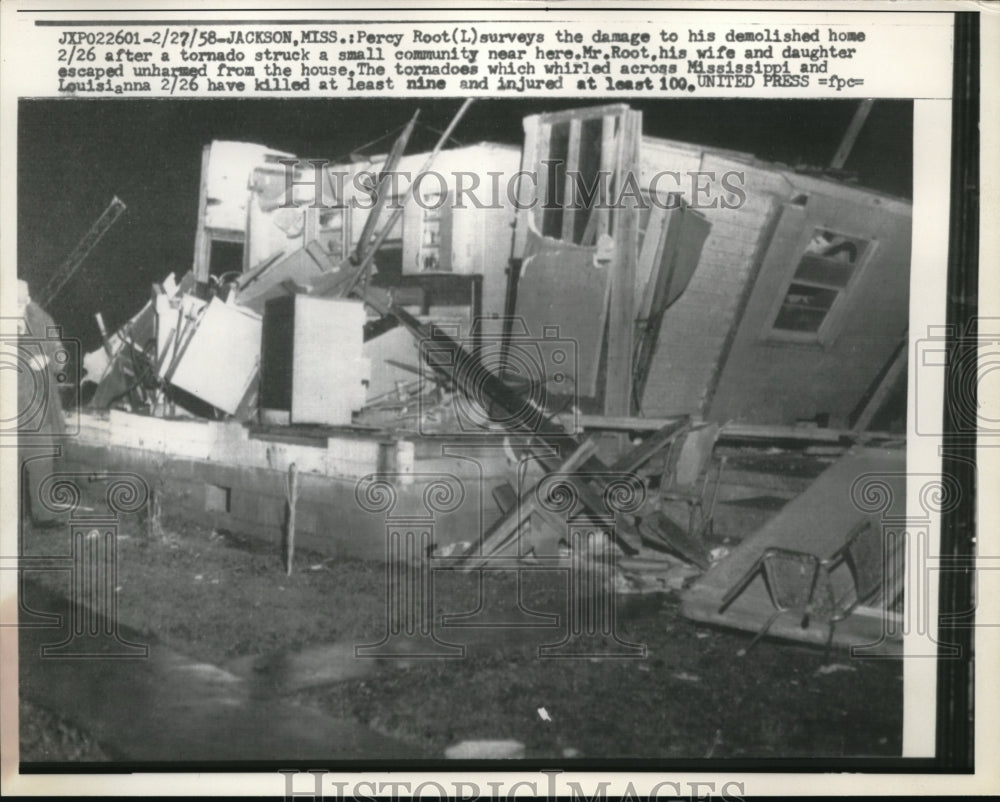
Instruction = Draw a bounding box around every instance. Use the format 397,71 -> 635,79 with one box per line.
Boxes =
18,98 -> 911,351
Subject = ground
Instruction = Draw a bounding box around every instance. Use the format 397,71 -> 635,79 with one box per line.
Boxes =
17,493 -> 902,763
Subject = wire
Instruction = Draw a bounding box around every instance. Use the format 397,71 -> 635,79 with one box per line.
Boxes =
325,121 -> 412,166
417,121 -> 466,149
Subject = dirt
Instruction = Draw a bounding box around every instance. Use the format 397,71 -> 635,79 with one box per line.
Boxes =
18,490 -> 902,762
18,698 -> 110,763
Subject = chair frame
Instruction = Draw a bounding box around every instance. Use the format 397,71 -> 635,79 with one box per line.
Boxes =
717,519 -> 884,656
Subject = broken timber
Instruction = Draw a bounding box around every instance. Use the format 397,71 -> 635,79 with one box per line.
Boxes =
351,287 -> 710,569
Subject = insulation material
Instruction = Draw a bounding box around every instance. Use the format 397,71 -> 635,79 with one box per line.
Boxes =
169,297 -> 262,415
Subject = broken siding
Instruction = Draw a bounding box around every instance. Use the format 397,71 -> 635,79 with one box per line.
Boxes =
637,142 -> 788,417
350,143 -> 520,337
707,187 -> 911,426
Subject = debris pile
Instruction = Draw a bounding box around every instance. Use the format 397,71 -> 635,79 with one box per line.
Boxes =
75,99 -> 905,654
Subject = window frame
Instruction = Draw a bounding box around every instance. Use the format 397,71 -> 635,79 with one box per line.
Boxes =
763,223 -> 879,347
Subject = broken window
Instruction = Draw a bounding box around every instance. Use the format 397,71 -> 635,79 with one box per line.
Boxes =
400,190 -> 452,275
312,208 -> 349,262
771,227 -> 873,339
208,239 -> 244,280
416,193 -> 449,272
536,108 -> 624,246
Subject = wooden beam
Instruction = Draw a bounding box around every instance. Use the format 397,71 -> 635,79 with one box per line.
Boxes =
596,114 -> 616,241
725,426 -> 901,445
602,109 -> 642,419
561,117 -> 583,242
851,336 -> 907,433
512,117 -> 539,258
609,417 -> 691,473
830,99 -> 875,170
579,414 -> 687,431
192,145 -> 212,282
462,438 -> 598,569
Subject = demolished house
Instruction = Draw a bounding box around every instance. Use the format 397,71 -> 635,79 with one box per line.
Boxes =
68,101 -> 907,654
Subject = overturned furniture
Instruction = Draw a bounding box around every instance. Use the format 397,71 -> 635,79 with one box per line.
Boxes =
681,447 -> 905,654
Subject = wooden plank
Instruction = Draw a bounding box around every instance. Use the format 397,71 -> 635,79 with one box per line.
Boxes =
596,114 -> 617,241
719,422 -> 857,443
461,438 -> 598,569
634,204 -> 671,311
560,117 -> 583,242
609,416 -> 691,473
192,144 -> 212,282
529,102 -> 631,127
512,116 -> 539,259
602,108 -> 642,417
533,121 -> 552,238
351,109 -> 419,263
633,206 -> 712,404
830,99 -> 875,170
579,414 -> 687,431
529,445 -> 646,554
851,335 -> 907,432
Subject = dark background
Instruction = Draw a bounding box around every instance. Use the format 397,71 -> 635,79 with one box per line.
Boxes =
18,98 -> 912,351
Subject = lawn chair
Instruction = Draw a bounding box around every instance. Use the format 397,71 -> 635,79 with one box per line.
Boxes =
718,519 -> 886,656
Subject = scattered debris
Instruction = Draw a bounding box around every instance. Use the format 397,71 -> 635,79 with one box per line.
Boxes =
433,541 -> 471,558
709,546 -> 731,563
705,728 -> 723,758
815,663 -> 857,676
444,740 -> 525,759
60,101 -> 910,698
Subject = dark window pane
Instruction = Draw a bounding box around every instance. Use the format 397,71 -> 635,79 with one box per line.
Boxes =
773,283 -> 839,332
541,122 -> 569,239
571,116 -> 605,244
208,240 -> 243,279
773,306 -> 828,333
793,254 -> 855,287
781,282 -> 838,310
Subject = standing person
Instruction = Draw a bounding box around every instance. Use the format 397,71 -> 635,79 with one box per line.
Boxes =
16,279 -> 67,528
